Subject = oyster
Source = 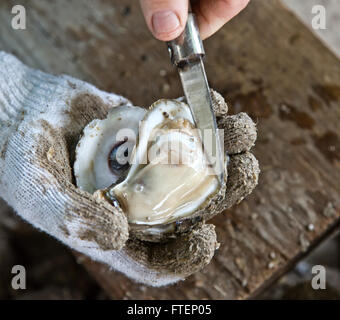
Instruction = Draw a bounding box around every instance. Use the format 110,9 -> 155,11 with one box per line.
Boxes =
74,100 -> 226,242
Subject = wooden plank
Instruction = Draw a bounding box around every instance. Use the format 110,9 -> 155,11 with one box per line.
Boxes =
0,0 -> 340,299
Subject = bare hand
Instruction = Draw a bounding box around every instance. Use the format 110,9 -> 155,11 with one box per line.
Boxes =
140,0 -> 250,41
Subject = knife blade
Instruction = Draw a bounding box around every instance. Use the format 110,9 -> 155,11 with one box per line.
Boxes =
167,13 -> 224,184
179,59 -> 224,183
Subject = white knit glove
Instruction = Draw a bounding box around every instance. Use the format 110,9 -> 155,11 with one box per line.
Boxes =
0,52 -> 259,287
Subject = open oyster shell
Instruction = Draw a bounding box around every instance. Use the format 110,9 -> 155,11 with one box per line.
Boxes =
74,99 -> 227,242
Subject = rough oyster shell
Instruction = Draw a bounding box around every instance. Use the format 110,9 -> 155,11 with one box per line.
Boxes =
74,99 -> 227,242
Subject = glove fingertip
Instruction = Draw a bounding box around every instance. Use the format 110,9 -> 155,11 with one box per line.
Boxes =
126,224 -> 218,278
222,112 -> 257,155
224,152 -> 260,209
174,224 -> 218,276
64,187 -> 129,251
211,89 -> 229,117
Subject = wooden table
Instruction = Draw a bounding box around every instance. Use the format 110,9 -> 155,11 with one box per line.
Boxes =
0,0 -> 340,299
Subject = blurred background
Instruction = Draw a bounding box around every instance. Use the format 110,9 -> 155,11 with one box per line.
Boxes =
0,0 -> 339,300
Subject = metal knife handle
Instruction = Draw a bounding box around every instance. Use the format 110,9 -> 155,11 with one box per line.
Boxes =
167,13 -> 204,68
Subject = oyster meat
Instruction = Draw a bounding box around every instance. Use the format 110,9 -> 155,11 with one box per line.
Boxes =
74,99 -> 226,241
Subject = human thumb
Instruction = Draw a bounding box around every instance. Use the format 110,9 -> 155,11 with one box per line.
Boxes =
140,0 -> 188,41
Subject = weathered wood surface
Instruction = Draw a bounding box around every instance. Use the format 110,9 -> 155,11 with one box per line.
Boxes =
0,0 -> 340,299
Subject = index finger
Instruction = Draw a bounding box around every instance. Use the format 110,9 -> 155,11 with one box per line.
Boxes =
193,0 -> 250,39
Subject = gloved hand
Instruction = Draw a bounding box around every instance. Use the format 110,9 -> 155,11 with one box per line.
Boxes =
0,52 -> 259,287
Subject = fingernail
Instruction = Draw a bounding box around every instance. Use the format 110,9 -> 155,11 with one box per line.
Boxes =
152,10 -> 180,36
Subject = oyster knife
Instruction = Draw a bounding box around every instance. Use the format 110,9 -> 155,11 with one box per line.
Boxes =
167,12 -> 224,184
